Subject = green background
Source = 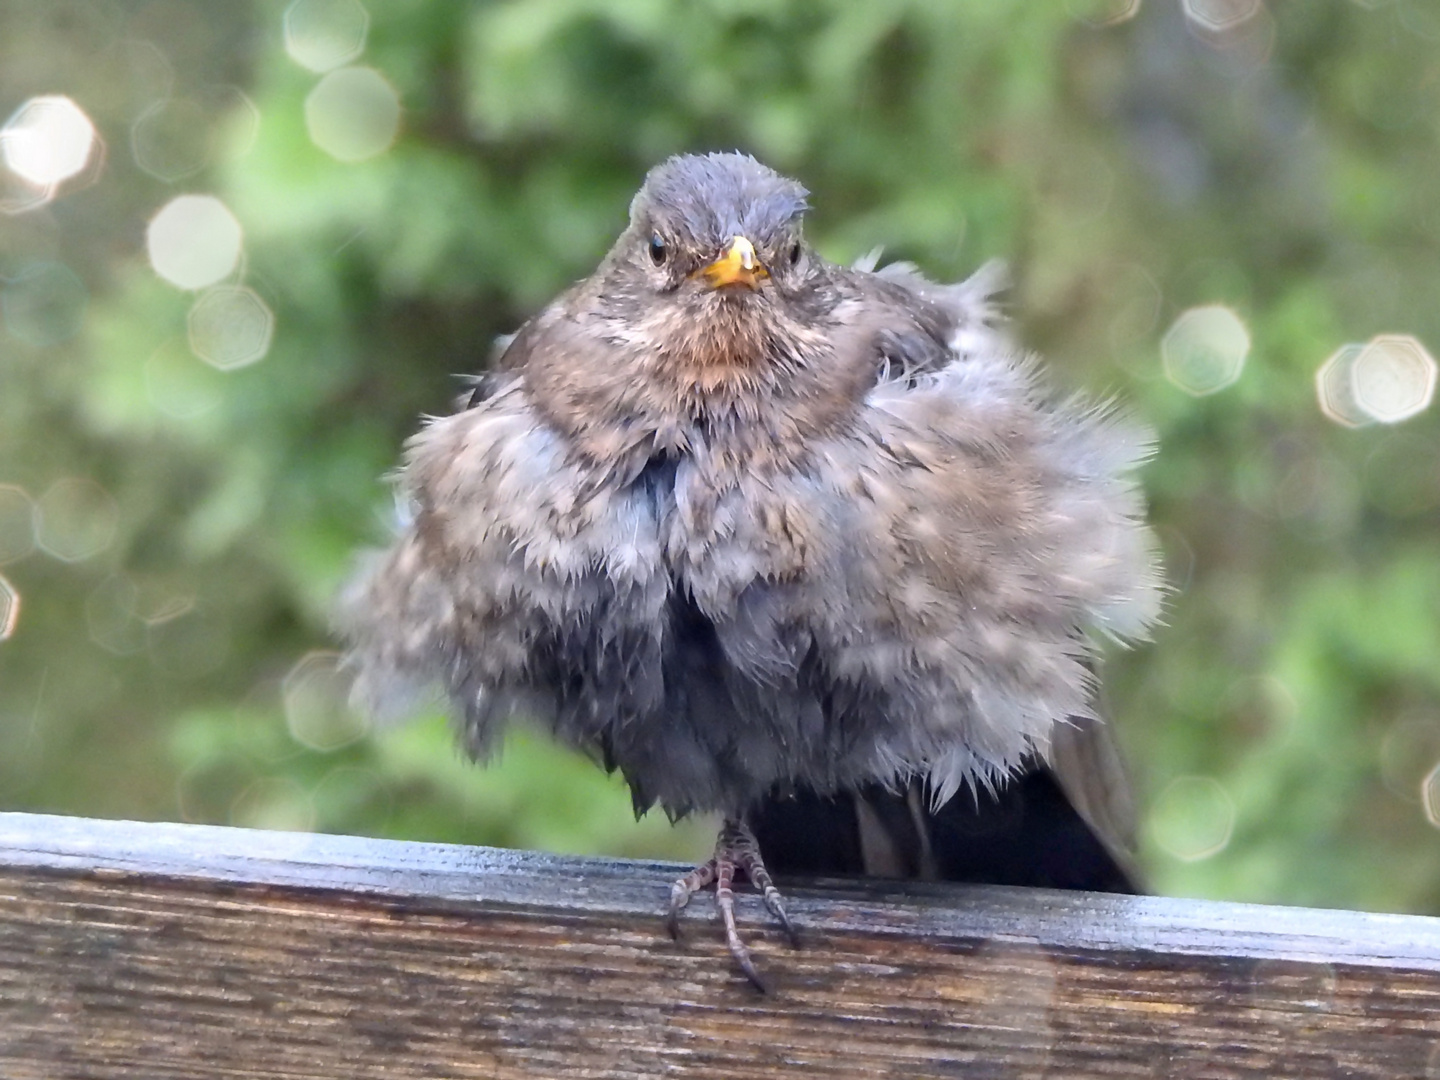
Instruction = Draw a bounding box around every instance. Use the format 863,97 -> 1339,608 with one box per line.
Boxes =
3,0 -> 1440,913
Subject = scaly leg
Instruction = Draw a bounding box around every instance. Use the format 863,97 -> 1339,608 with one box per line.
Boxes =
666,817 -> 799,990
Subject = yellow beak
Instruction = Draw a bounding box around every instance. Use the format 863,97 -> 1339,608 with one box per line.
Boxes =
698,236 -> 768,290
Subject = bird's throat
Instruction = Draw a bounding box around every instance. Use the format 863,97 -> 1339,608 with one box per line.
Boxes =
675,301 -> 774,370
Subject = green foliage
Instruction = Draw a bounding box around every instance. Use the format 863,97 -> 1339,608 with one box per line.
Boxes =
3,0 -> 1439,911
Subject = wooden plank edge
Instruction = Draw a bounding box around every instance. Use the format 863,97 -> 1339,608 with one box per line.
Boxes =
2,810 -> 1437,970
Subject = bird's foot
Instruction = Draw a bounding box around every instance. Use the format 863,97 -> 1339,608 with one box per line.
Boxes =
666,817 -> 799,991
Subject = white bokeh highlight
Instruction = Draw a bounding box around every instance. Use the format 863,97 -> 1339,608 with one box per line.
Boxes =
284,651 -> 369,752
1315,343 -> 1370,428
147,194 -> 243,290
1317,336 -> 1436,427
1162,305 -> 1250,396
188,286 -> 275,370
1069,0 -> 1142,28
285,0 -> 370,73
305,66 -> 401,162
1150,775 -> 1237,862
1,95 -> 96,186
0,159 -> 53,215
1183,0 -> 1263,33
1351,335 -> 1436,424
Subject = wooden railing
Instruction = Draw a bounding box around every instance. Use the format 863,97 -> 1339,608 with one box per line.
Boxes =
1,811 -> 1437,1078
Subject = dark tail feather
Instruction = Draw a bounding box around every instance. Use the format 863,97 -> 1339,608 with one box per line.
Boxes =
749,717 -> 1141,894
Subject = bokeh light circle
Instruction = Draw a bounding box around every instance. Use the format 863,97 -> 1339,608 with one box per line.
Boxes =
1162,305 -> 1250,396
0,573 -> 18,641
230,776 -> 317,832
304,66 -> 401,162
1,95 -> 96,186
1183,0 -> 1262,33
284,0 -> 370,73
1350,335 -> 1436,424
147,194 -> 243,289
1149,775 -> 1237,862
36,478 -> 119,563
188,286 -> 275,370
1067,0 -> 1142,28
1315,343 -> 1370,428
284,651 -> 368,752
0,154 -> 53,215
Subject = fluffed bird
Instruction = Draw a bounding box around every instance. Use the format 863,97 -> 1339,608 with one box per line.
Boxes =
341,152 -> 1162,988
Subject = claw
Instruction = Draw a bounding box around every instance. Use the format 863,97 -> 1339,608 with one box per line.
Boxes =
735,839 -> 801,949
666,859 -> 715,941
666,817 -> 798,989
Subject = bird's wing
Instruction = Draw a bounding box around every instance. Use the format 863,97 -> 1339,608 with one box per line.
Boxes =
1047,711 -> 1143,887
837,355 -> 1153,790
864,259 -> 1146,878
339,344 -> 672,759
751,753 -> 1140,893
463,284 -> 591,409
871,257 -> 1010,361
832,258 -> 1010,379
749,687 -> 1143,891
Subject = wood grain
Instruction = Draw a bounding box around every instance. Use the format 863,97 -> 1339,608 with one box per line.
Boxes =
1,811 -> 1438,1078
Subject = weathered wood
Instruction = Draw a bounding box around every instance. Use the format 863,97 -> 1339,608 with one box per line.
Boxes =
0,812 -> 1437,1078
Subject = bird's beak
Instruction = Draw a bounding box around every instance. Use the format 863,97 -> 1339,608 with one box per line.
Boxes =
698,236 -> 768,290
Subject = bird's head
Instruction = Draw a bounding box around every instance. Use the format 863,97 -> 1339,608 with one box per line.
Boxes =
600,152 -> 828,367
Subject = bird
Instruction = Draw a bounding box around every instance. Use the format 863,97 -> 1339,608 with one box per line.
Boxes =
340,151 -> 1163,989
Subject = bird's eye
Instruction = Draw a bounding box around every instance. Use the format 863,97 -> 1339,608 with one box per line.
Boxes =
648,233 -> 667,266
788,241 -> 802,267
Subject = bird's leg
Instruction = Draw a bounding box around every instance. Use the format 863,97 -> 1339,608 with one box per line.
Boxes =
730,822 -> 800,947
666,817 -> 798,991
665,860 -> 715,937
